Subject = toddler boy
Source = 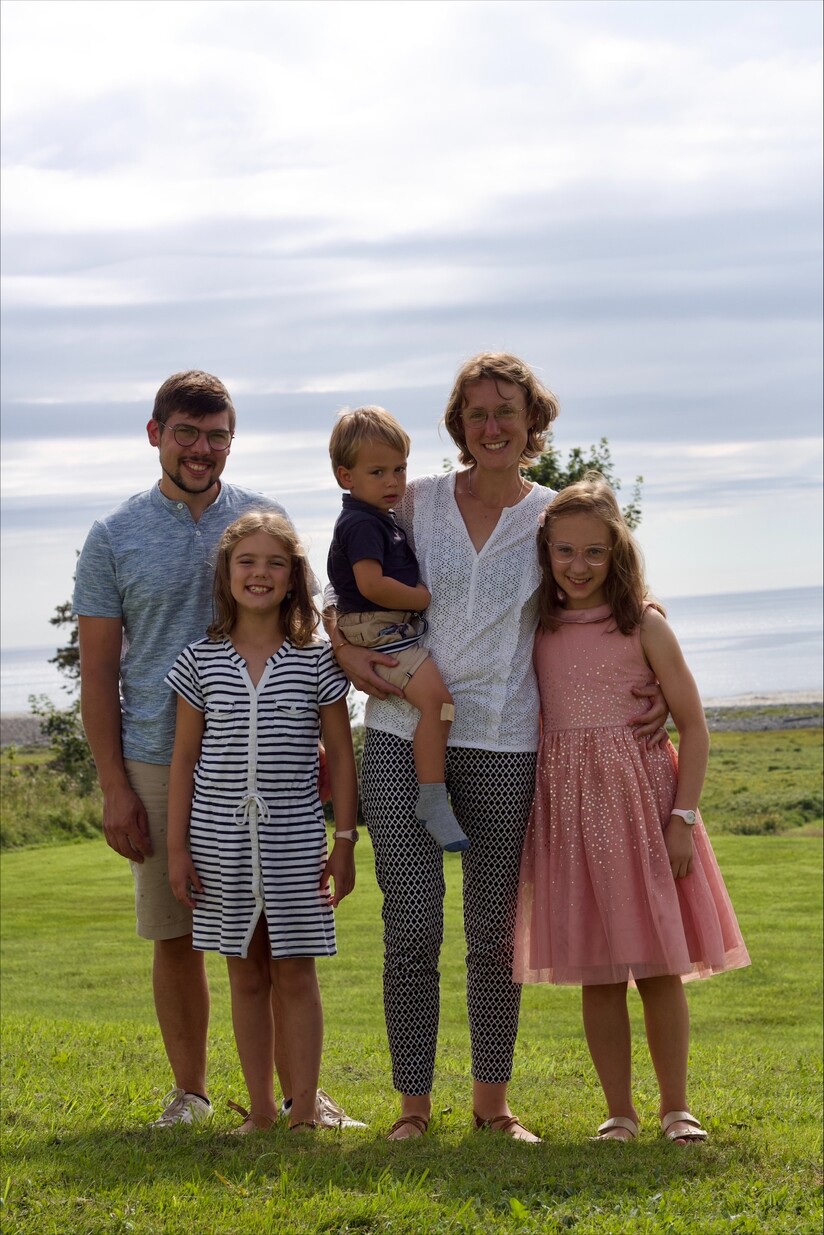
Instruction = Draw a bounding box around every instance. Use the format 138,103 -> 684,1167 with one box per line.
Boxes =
327,406 -> 468,852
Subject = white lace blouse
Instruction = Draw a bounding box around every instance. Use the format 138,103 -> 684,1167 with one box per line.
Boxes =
365,472 -> 556,752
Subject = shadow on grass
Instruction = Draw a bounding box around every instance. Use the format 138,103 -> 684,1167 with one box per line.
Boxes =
5,1119 -> 732,1212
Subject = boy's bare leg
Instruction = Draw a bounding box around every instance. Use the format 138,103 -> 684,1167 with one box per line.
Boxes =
403,659 -> 469,852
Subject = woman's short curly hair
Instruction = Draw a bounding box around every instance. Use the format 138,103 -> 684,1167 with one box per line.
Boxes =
443,352 -> 560,467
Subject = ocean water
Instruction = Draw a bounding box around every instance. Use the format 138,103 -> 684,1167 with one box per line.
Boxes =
0,586 -> 821,714
662,586 -> 822,704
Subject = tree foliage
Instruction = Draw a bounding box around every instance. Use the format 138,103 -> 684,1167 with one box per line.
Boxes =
48,598 -> 80,684
525,436 -> 644,529
28,694 -> 96,793
36,554 -> 95,790
446,436 -> 643,529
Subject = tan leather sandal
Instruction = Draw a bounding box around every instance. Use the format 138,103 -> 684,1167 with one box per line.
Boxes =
288,1119 -> 318,1132
227,1098 -> 276,1135
386,1114 -> 429,1141
591,1116 -> 639,1142
473,1113 -> 541,1143
661,1110 -> 708,1144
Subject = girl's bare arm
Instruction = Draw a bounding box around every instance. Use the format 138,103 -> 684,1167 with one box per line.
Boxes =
319,697 -> 359,907
167,695 -> 206,907
640,608 -> 710,877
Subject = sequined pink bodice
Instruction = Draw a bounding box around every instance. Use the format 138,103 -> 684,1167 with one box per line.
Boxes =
536,605 -> 656,733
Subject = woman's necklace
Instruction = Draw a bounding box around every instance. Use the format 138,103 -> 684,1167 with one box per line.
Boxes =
466,467 -> 528,508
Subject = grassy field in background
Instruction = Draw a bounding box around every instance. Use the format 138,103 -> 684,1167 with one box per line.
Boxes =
2,827 -> 821,1234
2,726 -> 821,851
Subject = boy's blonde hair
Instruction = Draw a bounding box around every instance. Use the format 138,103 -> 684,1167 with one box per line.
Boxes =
536,473 -> 664,635
443,352 -> 560,467
329,406 -> 411,482
209,510 -> 319,646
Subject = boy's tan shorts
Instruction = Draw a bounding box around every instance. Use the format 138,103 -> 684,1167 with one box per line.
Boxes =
338,609 -> 430,691
124,758 -> 194,941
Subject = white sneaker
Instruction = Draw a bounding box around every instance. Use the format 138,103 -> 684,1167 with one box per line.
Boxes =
280,1090 -> 367,1128
315,1088 -> 367,1129
150,1088 -> 213,1128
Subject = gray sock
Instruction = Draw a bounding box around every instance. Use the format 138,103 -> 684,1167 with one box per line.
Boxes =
415,783 -> 470,852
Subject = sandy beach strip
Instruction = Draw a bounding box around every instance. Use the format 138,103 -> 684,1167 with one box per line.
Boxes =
2,693 -> 821,748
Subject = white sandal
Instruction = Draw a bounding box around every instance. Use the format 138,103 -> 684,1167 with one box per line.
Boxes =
661,1110 -> 708,1144
591,1115 -> 639,1141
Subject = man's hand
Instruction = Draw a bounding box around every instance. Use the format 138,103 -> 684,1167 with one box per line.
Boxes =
333,642 -> 404,700
102,784 -> 152,861
629,682 -> 670,744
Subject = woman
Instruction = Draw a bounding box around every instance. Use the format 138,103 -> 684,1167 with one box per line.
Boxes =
332,353 -> 667,1141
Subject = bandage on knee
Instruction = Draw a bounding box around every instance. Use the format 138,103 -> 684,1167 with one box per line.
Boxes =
440,703 -> 455,722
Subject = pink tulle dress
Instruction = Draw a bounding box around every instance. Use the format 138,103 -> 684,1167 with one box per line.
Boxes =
513,605 -> 750,986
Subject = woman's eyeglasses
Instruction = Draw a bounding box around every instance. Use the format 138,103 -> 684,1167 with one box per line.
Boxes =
462,406 -> 522,427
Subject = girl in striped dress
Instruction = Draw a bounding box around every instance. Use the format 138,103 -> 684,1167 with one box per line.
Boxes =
167,511 -> 358,1134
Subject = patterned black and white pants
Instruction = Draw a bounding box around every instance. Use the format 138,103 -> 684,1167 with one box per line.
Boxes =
360,729 -> 537,1095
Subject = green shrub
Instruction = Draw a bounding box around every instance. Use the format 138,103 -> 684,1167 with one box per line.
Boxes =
0,748 -> 102,849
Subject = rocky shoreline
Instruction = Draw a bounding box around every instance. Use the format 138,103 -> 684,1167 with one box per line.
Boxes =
2,698 -> 821,749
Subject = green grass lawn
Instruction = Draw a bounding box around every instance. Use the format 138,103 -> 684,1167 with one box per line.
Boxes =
1,831 -> 821,1234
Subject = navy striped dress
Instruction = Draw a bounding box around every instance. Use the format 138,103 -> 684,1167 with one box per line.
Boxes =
165,637 -> 349,959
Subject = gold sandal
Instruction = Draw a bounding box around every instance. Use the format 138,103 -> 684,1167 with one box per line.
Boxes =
473,1113 -> 541,1143
591,1116 -> 639,1142
227,1099 -> 276,1135
661,1110 -> 708,1144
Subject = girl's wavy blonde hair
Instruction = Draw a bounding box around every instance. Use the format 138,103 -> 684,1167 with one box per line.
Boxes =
209,511 -> 319,646
443,351 -> 560,467
536,473 -> 664,635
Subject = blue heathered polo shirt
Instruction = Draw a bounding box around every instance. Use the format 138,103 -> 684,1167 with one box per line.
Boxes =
72,481 -> 286,765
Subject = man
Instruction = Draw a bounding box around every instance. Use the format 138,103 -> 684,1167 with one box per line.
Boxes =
74,370 -> 362,1129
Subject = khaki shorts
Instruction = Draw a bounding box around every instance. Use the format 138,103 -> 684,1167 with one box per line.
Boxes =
338,609 -> 430,691
125,758 -> 193,942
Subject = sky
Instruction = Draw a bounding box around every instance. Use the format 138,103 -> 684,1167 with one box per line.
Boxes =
2,0 -> 822,652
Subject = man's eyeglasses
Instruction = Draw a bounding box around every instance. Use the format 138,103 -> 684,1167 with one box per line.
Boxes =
549,543 -> 612,566
164,423 -> 233,452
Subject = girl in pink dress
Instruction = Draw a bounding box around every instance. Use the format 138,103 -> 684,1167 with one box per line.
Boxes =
513,475 -> 750,1145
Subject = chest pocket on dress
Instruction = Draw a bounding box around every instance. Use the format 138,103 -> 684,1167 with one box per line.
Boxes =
196,700 -> 242,789
260,695 -> 316,741
204,700 -> 239,736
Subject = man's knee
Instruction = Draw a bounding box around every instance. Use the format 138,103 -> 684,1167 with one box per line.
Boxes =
154,934 -> 202,970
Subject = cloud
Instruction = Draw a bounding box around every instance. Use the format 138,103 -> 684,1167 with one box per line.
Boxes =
1,0 -> 821,647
